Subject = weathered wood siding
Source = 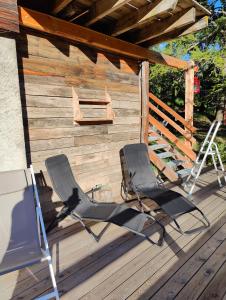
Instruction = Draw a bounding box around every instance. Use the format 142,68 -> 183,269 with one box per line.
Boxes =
17,29 -> 141,219
0,0 -> 19,32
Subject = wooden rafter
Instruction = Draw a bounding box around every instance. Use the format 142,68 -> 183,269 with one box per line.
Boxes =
112,0 -> 179,37
85,0 -> 131,26
133,8 -> 196,44
18,7 -> 189,69
179,16 -> 209,37
192,0 -> 211,16
145,16 -> 209,46
52,0 -> 74,15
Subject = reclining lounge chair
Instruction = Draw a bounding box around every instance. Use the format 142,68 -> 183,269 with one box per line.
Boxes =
120,143 -> 210,234
0,167 -> 59,300
45,154 -> 165,245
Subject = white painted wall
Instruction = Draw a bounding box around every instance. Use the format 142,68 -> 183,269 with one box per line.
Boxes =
0,36 -> 26,171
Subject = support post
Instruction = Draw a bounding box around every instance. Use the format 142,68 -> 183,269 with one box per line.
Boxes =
185,60 -> 195,148
140,61 -> 150,144
0,36 -> 26,171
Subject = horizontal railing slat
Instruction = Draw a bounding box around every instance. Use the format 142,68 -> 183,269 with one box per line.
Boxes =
149,115 -> 196,161
148,102 -> 196,144
149,92 -> 196,133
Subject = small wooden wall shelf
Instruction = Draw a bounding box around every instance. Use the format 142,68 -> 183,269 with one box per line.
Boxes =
72,87 -> 115,125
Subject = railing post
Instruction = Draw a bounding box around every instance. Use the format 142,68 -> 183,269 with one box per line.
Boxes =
140,61 -> 150,144
185,60 -> 195,148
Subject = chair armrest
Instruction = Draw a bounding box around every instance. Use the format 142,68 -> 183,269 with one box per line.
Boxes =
86,184 -> 103,199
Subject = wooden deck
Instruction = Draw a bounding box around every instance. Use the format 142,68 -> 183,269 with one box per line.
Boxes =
1,168 -> 226,300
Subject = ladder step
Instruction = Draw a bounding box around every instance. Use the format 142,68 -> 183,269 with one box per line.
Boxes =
148,136 -> 159,142
183,121 -> 223,196
157,152 -> 174,159
201,150 -> 216,155
149,144 -> 168,151
190,169 -> 199,177
177,168 -> 191,177
167,160 -> 184,170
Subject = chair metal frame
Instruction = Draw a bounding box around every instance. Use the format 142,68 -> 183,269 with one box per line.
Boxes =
120,144 -> 210,235
30,165 -> 60,300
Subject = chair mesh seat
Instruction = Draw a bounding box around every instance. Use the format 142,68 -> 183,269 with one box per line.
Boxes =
122,143 -> 203,220
139,187 -> 196,218
46,155 -> 153,236
0,170 -> 44,275
0,245 -> 43,275
0,168 -> 59,299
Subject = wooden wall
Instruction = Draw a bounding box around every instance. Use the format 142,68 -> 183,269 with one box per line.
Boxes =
16,29 -> 142,219
0,0 -> 19,32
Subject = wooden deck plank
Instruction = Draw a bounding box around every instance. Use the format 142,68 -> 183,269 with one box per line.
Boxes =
8,191 -> 218,299
198,260 -> 226,300
58,184 -> 226,299
103,198 -> 226,300
40,190 -> 225,299
126,191 -> 226,300
0,171 -> 225,300
81,191 -> 226,300
4,174 -> 212,289
175,237 -> 226,300
141,218 -> 226,300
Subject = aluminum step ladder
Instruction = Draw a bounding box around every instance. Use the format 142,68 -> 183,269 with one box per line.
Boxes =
184,120 -> 226,197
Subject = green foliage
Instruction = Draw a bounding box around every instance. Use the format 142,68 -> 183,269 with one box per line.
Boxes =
216,138 -> 226,163
150,10 -> 226,119
150,1 -> 226,161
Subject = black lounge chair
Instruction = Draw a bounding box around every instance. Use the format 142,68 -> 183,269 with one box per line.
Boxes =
120,143 -> 210,234
45,154 -> 165,245
0,167 -> 59,300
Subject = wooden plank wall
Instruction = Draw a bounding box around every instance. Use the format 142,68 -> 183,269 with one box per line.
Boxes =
0,0 -> 19,32
16,29 -> 141,220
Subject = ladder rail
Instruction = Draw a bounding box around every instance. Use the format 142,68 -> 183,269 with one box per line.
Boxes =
210,143 -> 222,188
196,121 -> 221,163
185,120 -> 225,197
213,142 -> 226,184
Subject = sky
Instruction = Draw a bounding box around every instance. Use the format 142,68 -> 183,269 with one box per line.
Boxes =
208,0 -> 223,9
159,0 -> 223,59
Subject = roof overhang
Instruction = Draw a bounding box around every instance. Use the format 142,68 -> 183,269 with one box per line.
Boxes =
18,0 -> 211,47
18,6 -> 190,69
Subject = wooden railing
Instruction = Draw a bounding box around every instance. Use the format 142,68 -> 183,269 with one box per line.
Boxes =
148,92 -> 197,161
149,92 -> 196,132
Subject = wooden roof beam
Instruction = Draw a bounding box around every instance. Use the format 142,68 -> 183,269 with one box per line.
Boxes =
112,0 -> 179,37
145,16 -> 209,46
52,0 -> 74,15
85,0 -> 131,26
192,0 -> 211,16
18,6 -> 189,69
179,16 -> 209,36
134,8 -> 196,44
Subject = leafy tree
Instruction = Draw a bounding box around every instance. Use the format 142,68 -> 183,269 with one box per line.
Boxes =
150,0 -> 226,120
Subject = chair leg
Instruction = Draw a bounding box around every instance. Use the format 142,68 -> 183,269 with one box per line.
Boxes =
195,207 -> 211,228
172,208 -> 210,235
172,218 -> 184,235
35,256 -> 59,300
47,256 -> 60,300
145,215 -> 165,245
127,223 -> 164,246
71,215 -> 100,242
